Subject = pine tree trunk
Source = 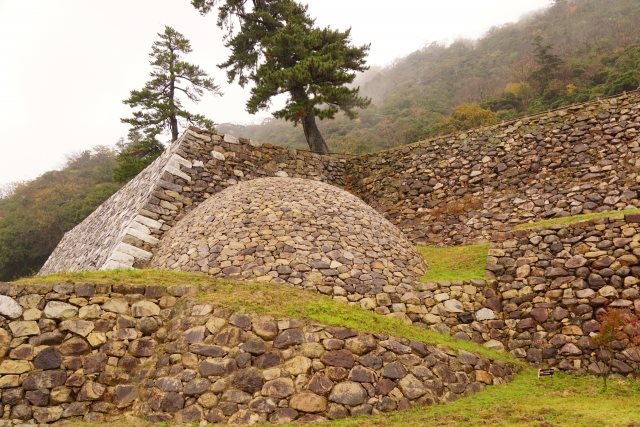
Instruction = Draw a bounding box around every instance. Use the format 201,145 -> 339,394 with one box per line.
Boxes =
169,74 -> 179,142
301,111 -> 329,154
170,114 -> 179,142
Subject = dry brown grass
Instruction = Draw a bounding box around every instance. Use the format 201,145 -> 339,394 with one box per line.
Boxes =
430,194 -> 483,218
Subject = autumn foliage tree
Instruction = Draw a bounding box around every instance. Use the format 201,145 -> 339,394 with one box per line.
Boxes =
593,308 -> 640,389
437,103 -> 497,134
192,0 -> 371,154
122,26 -> 220,142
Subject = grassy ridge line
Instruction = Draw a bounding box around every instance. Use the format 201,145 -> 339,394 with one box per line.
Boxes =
514,207 -> 640,230
17,270 -> 517,364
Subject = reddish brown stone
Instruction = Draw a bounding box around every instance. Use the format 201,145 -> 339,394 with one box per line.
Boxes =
382,361 -> 407,379
321,349 -> 355,368
114,385 -> 138,408
23,370 -> 67,390
253,351 -> 282,369
160,392 -> 185,413
375,378 -> 396,395
231,367 -> 265,393
529,307 -> 548,323
129,337 -> 156,357
59,337 -> 90,355
348,366 -> 376,383
33,347 -> 61,370
308,374 -> 334,395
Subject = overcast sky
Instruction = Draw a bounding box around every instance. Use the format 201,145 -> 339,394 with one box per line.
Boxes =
0,0 -> 552,187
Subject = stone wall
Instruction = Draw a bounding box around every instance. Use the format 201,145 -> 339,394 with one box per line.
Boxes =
486,215 -> 640,374
324,215 -> 640,375
41,91 -> 640,273
0,282 -> 517,425
40,129 -> 348,274
342,279 -> 501,347
348,91 -> 640,244
149,177 -> 426,292
39,134 -> 194,274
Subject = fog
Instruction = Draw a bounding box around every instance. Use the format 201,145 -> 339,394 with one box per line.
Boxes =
0,0 -> 551,186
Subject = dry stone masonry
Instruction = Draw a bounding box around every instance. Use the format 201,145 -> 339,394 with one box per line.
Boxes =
349,91 -> 640,245
21,89 -> 640,422
328,215 -> 640,376
150,177 -> 427,293
39,134 -> 196,274
40,91 -> 640,275
486,215 -> 640,374
328,278 -> 507,354
0,281 -> 518,424
40,129 -> 348,274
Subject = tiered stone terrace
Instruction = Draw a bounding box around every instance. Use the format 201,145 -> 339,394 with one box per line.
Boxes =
5,89 -> 640,424
0,280 -> 517,424
350,91 -> 640,244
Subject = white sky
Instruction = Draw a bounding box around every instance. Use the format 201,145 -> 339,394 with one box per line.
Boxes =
0,0 -> 552,186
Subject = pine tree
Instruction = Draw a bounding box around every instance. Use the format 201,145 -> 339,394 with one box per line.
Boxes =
122,26 -> 221,142
192,0 -> 371,154
529,35 -> 563,94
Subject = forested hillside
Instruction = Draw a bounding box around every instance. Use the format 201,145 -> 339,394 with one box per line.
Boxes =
0,148 -> 120,280
221,0 -> 640,152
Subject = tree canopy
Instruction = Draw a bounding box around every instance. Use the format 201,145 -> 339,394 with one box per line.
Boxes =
193,0 -> 370,154
112,130 -> 165,183
223,0 -> 640,153
0,148 -> 120,280
122,25 -> 220,142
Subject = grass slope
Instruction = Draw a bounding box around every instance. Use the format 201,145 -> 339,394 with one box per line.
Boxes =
303,370 -> 640,427
417,243 -> 489,282
514,208 -> 640,230
19,270 -> 513,363
23,271 -> 640,427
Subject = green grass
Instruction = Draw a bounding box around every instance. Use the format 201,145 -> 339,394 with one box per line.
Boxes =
35,272 -> 640,427
16,269 -> 216,287
298,369 -> 640,427
59,371 -> 640,427
417,243 -> 489,282
18,269 -> 515,364
514,208 -> 640,230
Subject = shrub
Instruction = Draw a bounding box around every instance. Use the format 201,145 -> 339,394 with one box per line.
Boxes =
593,308 -> 640,389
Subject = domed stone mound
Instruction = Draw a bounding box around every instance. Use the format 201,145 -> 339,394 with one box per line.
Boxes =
150,177 -> 427,293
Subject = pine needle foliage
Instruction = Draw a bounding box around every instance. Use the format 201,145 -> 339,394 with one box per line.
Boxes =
122,26 -> 220,142
192,0 -> 371,153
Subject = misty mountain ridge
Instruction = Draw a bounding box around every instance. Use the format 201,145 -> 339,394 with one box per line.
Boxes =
219,0 -> 640,153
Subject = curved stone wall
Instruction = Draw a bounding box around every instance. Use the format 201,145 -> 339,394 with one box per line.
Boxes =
0,282 -> 517,424
149,177 -> 427,291
272,214 -> 640,376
